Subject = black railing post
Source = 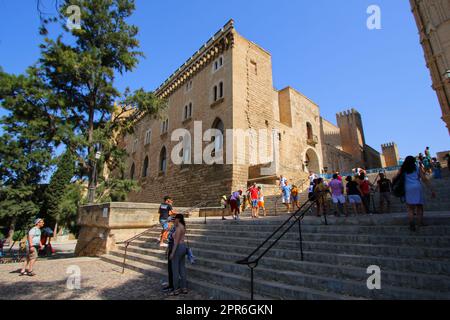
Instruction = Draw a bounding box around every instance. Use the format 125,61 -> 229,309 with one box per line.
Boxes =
122,242 -> 129,274
250,266 -> 254,301
204,210 -> 207,225
298,219 -> 304,261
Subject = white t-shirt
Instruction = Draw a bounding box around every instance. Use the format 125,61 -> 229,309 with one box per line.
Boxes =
280,177 -> 287,187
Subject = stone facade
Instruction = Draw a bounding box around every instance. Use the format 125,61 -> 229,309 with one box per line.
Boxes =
121,20 -> 387,206
410,0 -> 450,134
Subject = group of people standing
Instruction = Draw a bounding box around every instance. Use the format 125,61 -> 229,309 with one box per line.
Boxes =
221,184 -> 266,220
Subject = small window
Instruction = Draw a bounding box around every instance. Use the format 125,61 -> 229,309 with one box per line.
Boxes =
144,130 -> 152,145
185,80 -> 193,92
219,82 -> 224,99
213,86 -> 218,102
161,119 -> 169,135
160,147 -> 167,173
183,103 -> 193,121
213,56 -> 224,72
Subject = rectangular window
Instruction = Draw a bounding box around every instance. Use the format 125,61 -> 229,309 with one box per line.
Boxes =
219,82 -> 223,98
250,60 -> 257,75
214,86 -> 218,101
144,130 -> 152,145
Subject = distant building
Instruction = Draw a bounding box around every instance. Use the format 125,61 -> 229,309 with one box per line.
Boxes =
120,20 -> 388,206
410,0 -> 450,134
381,142 -> 401,167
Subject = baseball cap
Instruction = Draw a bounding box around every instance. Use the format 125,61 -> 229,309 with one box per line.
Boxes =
34,218 -> 43,225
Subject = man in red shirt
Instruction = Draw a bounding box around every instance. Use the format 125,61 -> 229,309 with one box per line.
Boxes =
247,183 -> 260,218
359,173 -> 372,214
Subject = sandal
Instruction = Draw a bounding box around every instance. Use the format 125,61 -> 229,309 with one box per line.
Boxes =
27,271 -> 36,277
168,289 -> 180,296
181,289 -> 188,295
19,270 -> 28,276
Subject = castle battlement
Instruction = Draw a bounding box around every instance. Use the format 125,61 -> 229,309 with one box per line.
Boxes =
382,142 -> 397,149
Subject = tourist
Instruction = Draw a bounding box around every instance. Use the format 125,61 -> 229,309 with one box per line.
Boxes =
159,196 -> 176,248
279,175 -> 287,189
247,183 -> 260,218
257,186 -> 267,217
169,214 -> 188,295
394,156 -> 436,231
281,180 -> 292,213
432,158 -> 442,179
162,221 -> 176,293
376,172 -> 393,213
314,178 -> 328,217
359,173 -> 372,214
220,195 -> 229,220
345,176 -> 365,215
229,190 -> 242,220
329,174 -> 346,217
291,185 -> 300,210
20,218 -> 45,276
309,172 -> 317,185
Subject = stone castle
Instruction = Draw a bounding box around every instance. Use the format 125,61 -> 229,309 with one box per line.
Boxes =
121,20 -> 398,206
410,0 -> 450,134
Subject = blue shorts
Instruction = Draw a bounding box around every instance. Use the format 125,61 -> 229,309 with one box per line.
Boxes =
292,195 -> 299,202
251,200 -> 258,208
160,219 -> 169,231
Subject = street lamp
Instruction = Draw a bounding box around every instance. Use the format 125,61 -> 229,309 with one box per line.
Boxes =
88,151 -> 102,204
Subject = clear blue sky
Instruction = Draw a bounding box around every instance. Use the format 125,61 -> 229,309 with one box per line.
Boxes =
0,0 -> 448,159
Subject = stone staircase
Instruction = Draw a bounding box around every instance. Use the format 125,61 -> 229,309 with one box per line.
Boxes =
257,173 -> 450,216
101,211 -> 450,300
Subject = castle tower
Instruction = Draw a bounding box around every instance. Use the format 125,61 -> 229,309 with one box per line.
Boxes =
381,142 -> 400,167
336,109 -> 366,167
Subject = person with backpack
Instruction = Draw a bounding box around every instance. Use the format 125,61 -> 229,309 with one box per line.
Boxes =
345,176 -> 365,215
393,156 -> 436,231
159,196 -> 176,248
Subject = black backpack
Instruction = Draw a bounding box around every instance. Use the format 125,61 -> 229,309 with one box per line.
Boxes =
392,173 -> 405,199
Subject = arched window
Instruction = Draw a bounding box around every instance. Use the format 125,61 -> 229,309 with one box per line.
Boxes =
306,122 -> 313,140
130,163 -> 135,180
159,147 -> 167,173
212,118 -> 224,157
142,156 -> 149,178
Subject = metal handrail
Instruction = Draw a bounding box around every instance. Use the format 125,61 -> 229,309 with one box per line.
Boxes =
121,200 -> 208,274
236,191 -> 326,300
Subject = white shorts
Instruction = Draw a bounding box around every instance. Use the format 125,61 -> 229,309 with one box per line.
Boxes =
282,196 -> 291,204
332,195 -> 346,204
348,195 -> 362,204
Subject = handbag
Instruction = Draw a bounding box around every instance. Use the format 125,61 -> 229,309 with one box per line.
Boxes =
392,173 -> 405,199
185,232 -> 195,265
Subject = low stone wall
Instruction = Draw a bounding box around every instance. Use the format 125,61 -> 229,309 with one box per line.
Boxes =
75,202 -> 196,257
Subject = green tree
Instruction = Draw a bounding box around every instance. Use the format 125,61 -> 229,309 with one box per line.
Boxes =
43,151 -> 76,229
0,0 -> 165,231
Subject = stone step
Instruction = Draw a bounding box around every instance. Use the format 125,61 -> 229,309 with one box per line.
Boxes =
112,247 -> 450,299
107,250 -> 361,300
183,223 -> 450,236
136,232 -> 450,260
143,228 -> 450,247
100,254 -> 272,300
125,241 -> 450,292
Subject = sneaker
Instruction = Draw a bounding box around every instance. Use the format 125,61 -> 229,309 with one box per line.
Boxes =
160,243 -> 168,248
162,286 -> 173,293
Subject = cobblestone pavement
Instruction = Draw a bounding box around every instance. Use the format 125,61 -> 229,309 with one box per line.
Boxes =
0,257 -> 207,300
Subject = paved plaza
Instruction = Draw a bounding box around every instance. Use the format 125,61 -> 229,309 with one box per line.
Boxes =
0,251 -> 206,300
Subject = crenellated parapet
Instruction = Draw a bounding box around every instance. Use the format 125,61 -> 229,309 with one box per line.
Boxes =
155,19 -> 235,99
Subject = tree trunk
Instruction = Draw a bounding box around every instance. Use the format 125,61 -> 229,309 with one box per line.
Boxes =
53,222 -> 58,241
5,217 -> 16,245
